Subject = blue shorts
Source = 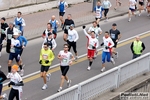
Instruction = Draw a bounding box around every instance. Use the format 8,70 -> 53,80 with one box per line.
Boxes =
102,51 -> 111,63
129,8 -> 135,12
9,53 -> 20,62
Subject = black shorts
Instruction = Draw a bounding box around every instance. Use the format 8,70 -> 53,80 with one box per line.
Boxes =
95,17 -> 101,21
59,12 -> 65,16
60,66 -> 69,76
41,65 -> 50,72
19,49 -> 23,56
0,84 -> 2,95
139,2 -> 144,6
64,29 -> 68,34
112,40 -> 118,48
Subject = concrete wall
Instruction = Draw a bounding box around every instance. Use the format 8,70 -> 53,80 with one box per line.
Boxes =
0,0 -> 85,18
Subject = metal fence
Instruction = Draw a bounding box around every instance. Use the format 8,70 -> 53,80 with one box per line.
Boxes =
43,52 -> 150,100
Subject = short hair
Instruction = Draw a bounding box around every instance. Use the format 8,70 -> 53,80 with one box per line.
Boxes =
92,21 -> 97,24
91,31 -> 95,34
18,11 -> 22,15
105,31 -> 109,34
44,42 -> 49,47
47,23 -> 52,27
68,14 -> 72,16
64,44 -> 69,47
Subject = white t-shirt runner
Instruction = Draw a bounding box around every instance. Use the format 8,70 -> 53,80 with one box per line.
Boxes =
59,50 -> 73,66
129,0 -> 137,9
88,26 -> 102,39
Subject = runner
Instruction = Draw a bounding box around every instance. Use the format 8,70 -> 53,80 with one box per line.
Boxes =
146,0 -> 150,16
14,12 -> 26,35
102,0 -> 112,22
128,0 -> 137,22
66,24 -> 79,61
42,23 -> 57,39
57,44 -> 74,92
138,0 -> 145,16
39,43 -> 55,90
42,32 -> 57,52
130,36 -> 145,59
7,65 -> 24,100
100,31 -> 115,72
109,23 -> 121,59
5,22 -> 18,53
63,14 -> 75,41
0,17 -> 8,57
94,1 -> 104,25
49,15 -> 59,34
17,30 -> 28,70
0,68 -> 7,100
114,0 -> 122,10
88,21 -> 102,58
83,26 -> 99,71
7,32 -> 24,77
57,0 -> 68,27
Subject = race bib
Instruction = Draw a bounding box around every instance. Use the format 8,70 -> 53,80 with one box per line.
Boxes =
63,58 -> 68,63
16,25 -> 20,30
89,44 -> 93,48
42,54 -> 48,60
8,34 -> 12,40
1,29 -> 5,34
10,47 -> 15,53
65,26 -> 70,30
68,35 -> 72,40
111,34 -> 115,39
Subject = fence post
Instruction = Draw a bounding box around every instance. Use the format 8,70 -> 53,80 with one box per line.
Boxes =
77,84 -> 81,100
116,67 -> 121,88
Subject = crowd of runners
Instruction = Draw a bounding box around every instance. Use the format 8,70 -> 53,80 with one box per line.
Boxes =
0,0 -> 148,99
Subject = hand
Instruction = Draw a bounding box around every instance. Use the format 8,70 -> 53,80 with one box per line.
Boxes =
101,43 -> 104,46
22,46 -> 25,49
8,81 -> 15,87
82,26 -> 86,29
17,23 -> 22,26
39,60 -> 42,64
69,61 -> 73,65
45,60 -> 49,64
66,40 -> 69,43
105,46 -> 110,49
140,50 -> 143,53
116,39 -> 119,42
97,24 -> 100,27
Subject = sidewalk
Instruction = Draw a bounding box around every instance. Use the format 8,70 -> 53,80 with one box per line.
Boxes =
5,0 -> 128,40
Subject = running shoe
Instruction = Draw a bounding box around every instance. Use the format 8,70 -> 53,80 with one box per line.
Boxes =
67,80 -> 71,88
46,73 -> 51,82
111,57 -> 115,65
20,69 -> 24,77
87,66 -> 91,71
57,87 -> 62,92
42,84 -> 48,90
101,67 -> 105,72
115,52 -> 118,59
2,93 -> 8,100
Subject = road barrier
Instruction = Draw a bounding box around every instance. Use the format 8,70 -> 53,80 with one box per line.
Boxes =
43,52 -> 150,100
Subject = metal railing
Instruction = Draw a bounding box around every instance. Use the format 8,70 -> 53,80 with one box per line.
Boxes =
43,53 -> 150,100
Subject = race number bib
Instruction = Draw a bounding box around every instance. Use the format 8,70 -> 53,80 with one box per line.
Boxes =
16,25 -> 20,30
111,34 -> 115,39
65,26 -> 70,30
1,29 -> 5,34
10,48 -> 15,53
7,34 -> 12,40
89,44 -> 93,48
68,35 -> 72,40
42,54 -> 48,60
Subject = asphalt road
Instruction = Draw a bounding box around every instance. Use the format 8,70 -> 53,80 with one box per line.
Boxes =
1,13 -> 150,100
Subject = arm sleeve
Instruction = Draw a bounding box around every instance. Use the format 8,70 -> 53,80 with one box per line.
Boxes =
0,71 -> 7,83
65,2 -> 68,7
15,81 -> 24,86
22,36 -> 28,46
22,19 -> 26,26
40,49 -> 42,60
109,38 -> 114,48
83,29 -> 90,38
130,42 -> 134,53
52,39 -> 57,49
49,50 -> 55,62
74,31 -> 79,42
142,42 -> 145,51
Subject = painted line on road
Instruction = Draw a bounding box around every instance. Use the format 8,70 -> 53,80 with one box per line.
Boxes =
2,31 -> 150,92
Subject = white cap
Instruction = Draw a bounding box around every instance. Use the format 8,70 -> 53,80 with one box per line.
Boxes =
13,32 -> 19,35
